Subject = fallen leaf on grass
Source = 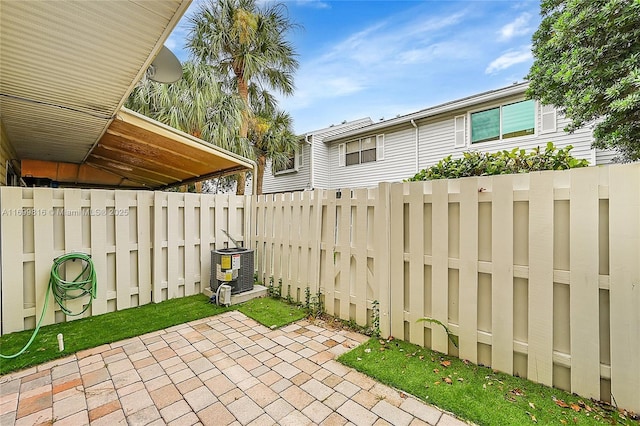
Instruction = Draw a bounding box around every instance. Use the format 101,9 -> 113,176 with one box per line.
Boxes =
529,402 -> 536,410
434,381 -> 441,385
419,355 -> 424,360
509,388 -> 525,397
457,378 -> 464,382
554,397 -> 569,408
364,348 -> 371,353
433,368 -> 439,374
526,412 -> 537,423
570,403 -> 581,412
440,360 -> 451,367
443,377 -> 453,384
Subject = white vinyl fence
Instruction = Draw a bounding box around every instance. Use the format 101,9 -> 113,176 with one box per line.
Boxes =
253,164 -> 639,413
1,163 -> 639,412
0,188 -> 250,333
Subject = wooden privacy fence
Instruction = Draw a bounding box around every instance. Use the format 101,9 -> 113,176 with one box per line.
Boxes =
253,163 -> 639,413
0,188 -> 250,335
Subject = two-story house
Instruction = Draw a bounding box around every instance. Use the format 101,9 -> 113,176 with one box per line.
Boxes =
263,82 -> 617,193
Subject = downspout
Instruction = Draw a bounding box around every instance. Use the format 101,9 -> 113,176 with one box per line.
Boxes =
410,119 -> 419,173
305,134 -> 313,189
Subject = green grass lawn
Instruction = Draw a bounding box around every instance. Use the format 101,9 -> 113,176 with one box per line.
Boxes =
3,295 -> 637,426
0,294 -> 307,375
339,337 -> 638,426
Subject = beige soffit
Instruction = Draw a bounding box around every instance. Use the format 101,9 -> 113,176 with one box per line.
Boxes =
0,0 -> 191,163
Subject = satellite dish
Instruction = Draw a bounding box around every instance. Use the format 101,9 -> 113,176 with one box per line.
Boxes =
146,46 -> 182,83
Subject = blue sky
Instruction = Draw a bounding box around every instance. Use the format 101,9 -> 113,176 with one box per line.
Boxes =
166,0 -> 541,134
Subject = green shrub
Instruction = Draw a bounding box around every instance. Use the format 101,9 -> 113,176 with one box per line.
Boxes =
406,143 -> 589,182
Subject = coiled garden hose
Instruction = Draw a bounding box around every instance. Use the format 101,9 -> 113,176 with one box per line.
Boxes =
0,253 -> 97,359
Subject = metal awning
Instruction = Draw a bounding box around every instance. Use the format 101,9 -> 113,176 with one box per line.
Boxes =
21,108 -> 253,189
1,0 -> 256,190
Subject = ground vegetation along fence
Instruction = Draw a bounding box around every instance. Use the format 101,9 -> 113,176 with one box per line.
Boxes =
253,163 -> 639,413
0,188 -> 250,335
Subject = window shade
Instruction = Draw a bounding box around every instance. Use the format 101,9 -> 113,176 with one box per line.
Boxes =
502,99 -> 534,138
471,107 -> 500,143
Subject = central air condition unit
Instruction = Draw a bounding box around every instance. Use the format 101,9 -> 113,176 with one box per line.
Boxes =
211,247 -> 254,295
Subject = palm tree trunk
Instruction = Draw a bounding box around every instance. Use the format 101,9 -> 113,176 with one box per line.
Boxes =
236,74 -> 250,195
256,155 -> 266,195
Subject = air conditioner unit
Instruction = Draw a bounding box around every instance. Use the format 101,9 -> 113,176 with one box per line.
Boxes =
211,248 -> 254,295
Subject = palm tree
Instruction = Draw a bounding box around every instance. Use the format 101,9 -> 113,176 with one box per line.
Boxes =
248,93 -> 299,195
126,61 -> 245,154
187,0 -> 299,194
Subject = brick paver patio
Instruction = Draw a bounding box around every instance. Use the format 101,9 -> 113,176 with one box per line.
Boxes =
0,311 -> 469,425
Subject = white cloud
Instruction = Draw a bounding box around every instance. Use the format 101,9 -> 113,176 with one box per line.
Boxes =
485,46 -> 532,74
295,0 -> 330,9
498,12 -> 533,41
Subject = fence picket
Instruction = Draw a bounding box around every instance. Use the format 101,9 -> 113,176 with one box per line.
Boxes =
152,192 -> 164,303
431,180 -> 450,353
528,172 -> 554,386
137,192 -> 152,305
458,178 -> 479,362
389,184 -> 405,339
337,192 -> 351,321
569,167 -> 601,398
608,164 -> 640,411
323,193 -> 337,316
409,183 -> 425,346
34,189 -> 56,326
491,175 -> 514,374
63,189 -> 84,319
0,187 -> 25,334
375,183 -> 391,337
115,191 -> 131,309
354,188 -> 369,325
184,193 -> 197,296
200,195 -> 212,294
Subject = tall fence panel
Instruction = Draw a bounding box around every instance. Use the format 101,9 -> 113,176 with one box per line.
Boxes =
252,190 -> 322,303
386,164 -> 639,412
252,163 -> 638,412
0,189 -> 248,335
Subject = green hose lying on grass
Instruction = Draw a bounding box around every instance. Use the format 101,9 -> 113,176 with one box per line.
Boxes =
0,252 -> 96,359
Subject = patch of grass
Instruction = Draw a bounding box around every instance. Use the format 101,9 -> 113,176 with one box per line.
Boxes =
339,337 -> 638,426
0,295 -> 301,375
236,296 -> 307,329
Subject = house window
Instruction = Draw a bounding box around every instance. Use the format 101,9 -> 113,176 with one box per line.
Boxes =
274,147 -> 303,175
471,99 -> 535,144
339,135 -> 384,166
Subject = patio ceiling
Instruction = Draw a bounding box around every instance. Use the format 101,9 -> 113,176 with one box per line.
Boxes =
0,0 -> 255,189
22,109 -> 255,189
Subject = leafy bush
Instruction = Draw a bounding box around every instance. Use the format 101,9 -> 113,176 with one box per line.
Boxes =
406,143 -> 589,182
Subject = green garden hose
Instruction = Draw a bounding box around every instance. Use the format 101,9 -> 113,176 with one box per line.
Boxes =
0,253 -> 97,359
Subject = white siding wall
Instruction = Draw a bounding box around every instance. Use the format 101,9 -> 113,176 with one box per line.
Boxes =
262,142 -> 310,194
260,119 -> 373,193
327,127 -> 418,189
417,99 -> 606,171
314,119 -> 373,189
596,148 -> 621,164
